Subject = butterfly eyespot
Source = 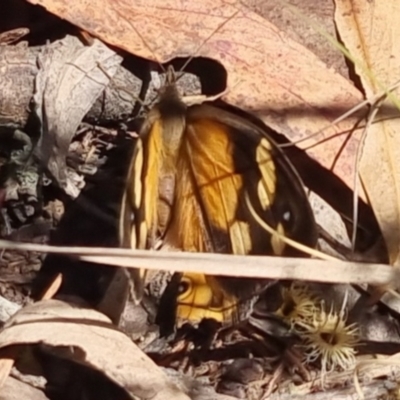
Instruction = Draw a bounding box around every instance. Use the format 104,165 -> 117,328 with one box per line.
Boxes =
283,211 -> 291,222
178,279 -> 191,295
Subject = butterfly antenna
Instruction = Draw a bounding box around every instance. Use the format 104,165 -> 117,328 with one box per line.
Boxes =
177,7 -> 241,79
94,61 -> 151,110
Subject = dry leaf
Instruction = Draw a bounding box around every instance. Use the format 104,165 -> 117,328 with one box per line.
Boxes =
334,0 -> 400,264
0,299 -> 190,400
33,35 -> 122,197
0,377 -> 49,400
27,0 -> 364,191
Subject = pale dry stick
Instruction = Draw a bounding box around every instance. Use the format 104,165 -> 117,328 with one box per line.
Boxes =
279,79 -> 400,150
0,240 -> 398,287
0,348 -> 16,389
351,103 -> 381,251
281,80 -> 400,253
353,368 -> 365,400
284,357 -> 399,398
279,97 -> 367,150
0,28 -> 29,44
261,361 -> 284,399
41,273 -> 63,300
386,288 -> 400,301
353,354 -> 400,400
350,80 -> 400,251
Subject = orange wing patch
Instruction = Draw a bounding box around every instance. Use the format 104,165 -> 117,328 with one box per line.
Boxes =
171,118 -> 253,255
176,273 -> 237,323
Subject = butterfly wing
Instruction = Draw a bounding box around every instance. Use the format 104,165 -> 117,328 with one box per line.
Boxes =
119,110 -> 164,302
167,103 -> 317,324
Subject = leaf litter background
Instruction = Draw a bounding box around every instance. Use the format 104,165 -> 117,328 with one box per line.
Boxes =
1,0 -> 400,399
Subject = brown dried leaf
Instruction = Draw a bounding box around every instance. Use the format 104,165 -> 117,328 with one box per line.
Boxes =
27,0 -> 363,190
335,0 -> 400,264
0,299 -> 190,400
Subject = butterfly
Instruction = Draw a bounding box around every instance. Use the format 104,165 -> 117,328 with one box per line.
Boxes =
119,65 -> 318,329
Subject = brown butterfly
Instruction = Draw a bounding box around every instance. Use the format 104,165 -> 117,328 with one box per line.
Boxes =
119,65 -> 317,328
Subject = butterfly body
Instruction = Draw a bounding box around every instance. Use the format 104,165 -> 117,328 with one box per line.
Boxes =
120,67 -> 317,325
